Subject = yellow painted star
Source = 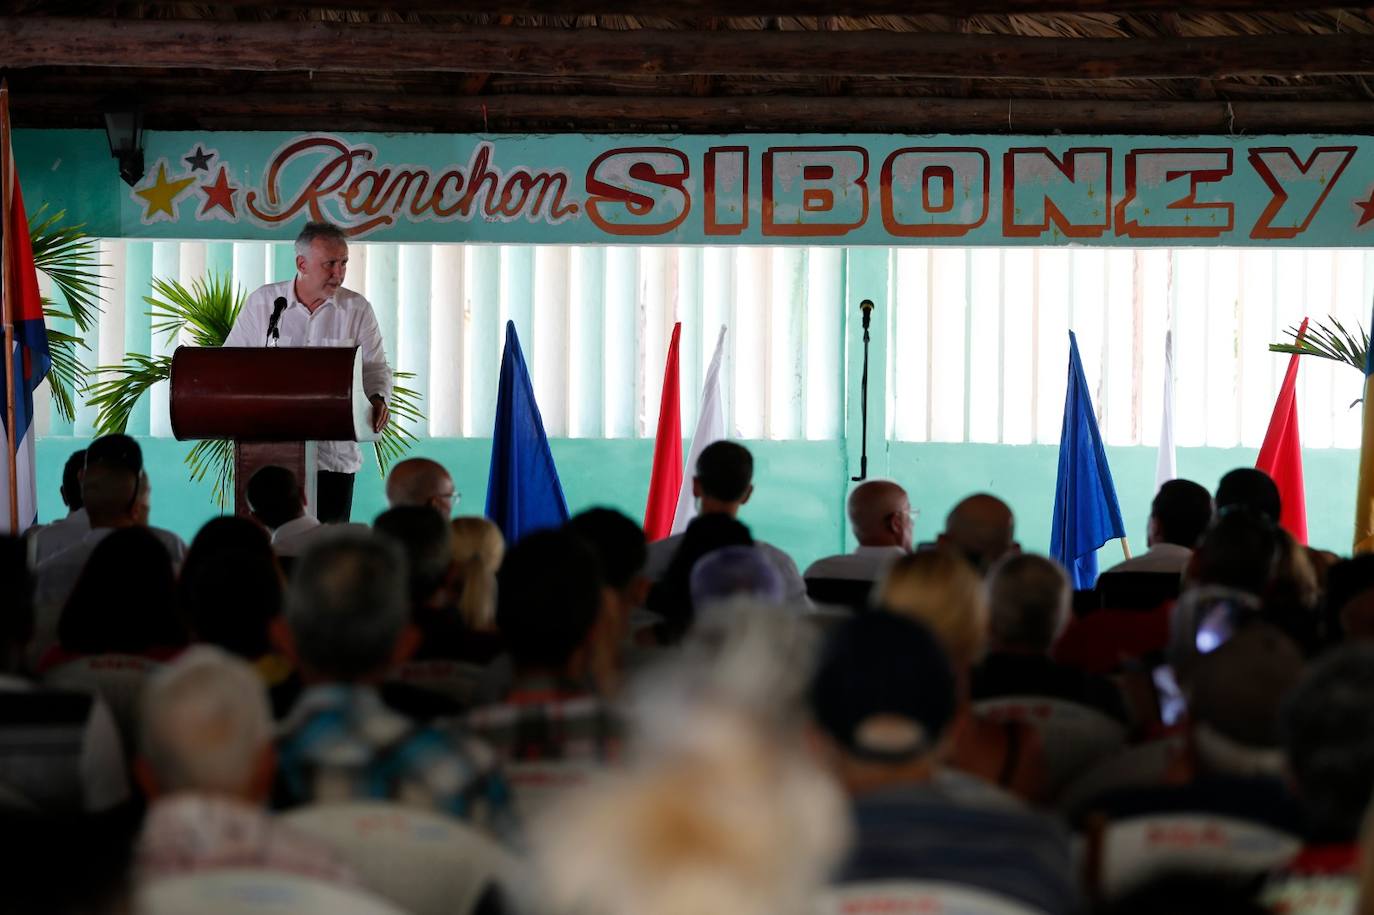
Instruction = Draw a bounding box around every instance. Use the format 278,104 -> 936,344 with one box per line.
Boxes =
135,162 -> 196,220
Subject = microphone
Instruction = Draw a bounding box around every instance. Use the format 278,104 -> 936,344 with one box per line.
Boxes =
266,296 -> 287,346
859,298 -> 874,332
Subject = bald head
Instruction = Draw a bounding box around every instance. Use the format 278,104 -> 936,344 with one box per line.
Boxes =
847,480 -> 913,550
940,494 -> 1017,575
385,458 -> 456,516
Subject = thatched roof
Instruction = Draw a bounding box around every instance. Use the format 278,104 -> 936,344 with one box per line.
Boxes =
4,2 -> 1374,133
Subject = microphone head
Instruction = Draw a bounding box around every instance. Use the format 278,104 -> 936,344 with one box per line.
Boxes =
273,296 -> 288,311
859,299 -> 875,312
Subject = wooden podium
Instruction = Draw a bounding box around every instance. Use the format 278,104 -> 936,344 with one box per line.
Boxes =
168,346 -> 380,518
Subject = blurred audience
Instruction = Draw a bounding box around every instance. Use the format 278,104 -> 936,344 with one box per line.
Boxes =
450,516 -> 506,634
135,646 -> 355,885
878,549 -> 1048,801
808,612 -> 1078,914
271,531 -> 515,839
0,535 -> 129,813
467,528 -> 622,763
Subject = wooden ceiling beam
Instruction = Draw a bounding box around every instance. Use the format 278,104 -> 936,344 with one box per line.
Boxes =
172,0 -> 1366,16
13,91 -> 1374,133
4,17 -> 1374,79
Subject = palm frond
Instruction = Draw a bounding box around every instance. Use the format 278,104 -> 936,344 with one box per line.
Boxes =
1269,316 -> 1368,372
186,438 -> 234,510
146,274 -> 244,347
43,306 -> 88,423
84,354 -> 172,435
373,373 -> 424,476
29,204 -> 105,334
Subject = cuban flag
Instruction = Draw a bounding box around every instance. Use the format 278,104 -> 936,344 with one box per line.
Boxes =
0,127 -> 50,534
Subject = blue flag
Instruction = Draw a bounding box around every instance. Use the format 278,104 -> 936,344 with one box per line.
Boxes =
1051,331 -> 1126,589
485,321 -> 569,542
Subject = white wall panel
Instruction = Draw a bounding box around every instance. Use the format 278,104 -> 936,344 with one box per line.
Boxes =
67,239 -> 1374,456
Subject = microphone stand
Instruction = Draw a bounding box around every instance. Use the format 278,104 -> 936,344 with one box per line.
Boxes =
852,299 -> 874,483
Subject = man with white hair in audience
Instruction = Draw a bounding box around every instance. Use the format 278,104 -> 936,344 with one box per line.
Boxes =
135,646 -> 355,884
971,554 -> 1128,723
272,531 -> 516,840
385,457 -> 458,517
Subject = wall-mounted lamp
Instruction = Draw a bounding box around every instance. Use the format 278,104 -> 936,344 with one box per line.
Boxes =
103,102 -> 144,187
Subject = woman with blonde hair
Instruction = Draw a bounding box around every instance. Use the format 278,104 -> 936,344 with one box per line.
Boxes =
450,516 -> 504,632
876,549 -> 1048,803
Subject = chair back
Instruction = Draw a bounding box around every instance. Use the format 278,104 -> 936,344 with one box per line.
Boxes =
43,654 -> 162,748
281,801 -> 520,915
1095,572 -> 1182,612
389,660 -> 492,708
1089,814 -> 1301,900
817,880 -> 1050,915
138,868 -> 408,915
805,577 -> 874,614
506,759 -> 604,820
973,696 -> 1127,800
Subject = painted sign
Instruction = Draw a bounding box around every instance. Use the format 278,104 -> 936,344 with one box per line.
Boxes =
17,129 -> 1374,246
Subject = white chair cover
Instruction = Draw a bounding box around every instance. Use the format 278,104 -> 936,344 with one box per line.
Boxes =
281,801 -> 521,915
973,696 -> 1128,798
1094,814 -> 1301,900
506,759 -> 603,821
138,868 -> 409,915
43,654 -> 162,748
817,879 -> 1051,915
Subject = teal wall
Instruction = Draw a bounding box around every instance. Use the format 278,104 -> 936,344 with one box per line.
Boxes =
35,434 -> 1358,571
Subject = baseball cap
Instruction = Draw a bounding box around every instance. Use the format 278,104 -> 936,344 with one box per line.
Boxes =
808,612 -> 957,763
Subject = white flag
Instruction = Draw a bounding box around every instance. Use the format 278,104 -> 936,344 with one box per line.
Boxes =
671,325 -> 727,534
1155,329 -> 1177,491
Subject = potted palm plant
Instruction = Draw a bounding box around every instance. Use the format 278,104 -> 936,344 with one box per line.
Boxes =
85,272 -> 423,508
30,207 -> 103,422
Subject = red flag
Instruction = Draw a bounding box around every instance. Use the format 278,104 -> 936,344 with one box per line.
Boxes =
1256,316 -> 1309,544
643,323 -> 682,541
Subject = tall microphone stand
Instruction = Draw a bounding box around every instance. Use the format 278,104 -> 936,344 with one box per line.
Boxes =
852,299 -> 874,483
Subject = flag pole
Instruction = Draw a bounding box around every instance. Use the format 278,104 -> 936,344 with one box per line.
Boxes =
0,81 -> 18,534
1120,537 -> 1132,560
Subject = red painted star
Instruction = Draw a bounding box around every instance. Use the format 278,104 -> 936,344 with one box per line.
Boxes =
199,166 -> 239,218
1357,189 -> 1374,227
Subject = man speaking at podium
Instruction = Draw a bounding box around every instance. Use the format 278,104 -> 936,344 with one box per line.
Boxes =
224,222 -> 392,523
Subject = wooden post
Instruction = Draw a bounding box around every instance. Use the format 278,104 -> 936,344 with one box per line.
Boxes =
1120,536 -> 1133,560
0,81 -> 17,535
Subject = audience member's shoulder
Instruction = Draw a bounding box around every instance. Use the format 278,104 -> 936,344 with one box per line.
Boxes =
150,526 -> 189,560
643,533 -> 684,580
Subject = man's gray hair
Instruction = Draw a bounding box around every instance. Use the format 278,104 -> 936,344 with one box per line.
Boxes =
295,221 -> 347,257
139,646 -> 272,795
986,553 -> 1070,652
285,530 -> 410,680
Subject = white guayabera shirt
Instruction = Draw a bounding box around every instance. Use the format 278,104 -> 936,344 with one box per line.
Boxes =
224,279 -> 394,474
